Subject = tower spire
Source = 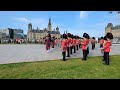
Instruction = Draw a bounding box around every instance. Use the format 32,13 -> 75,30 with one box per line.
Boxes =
66,30 -> 67,34
48,17 -> 52,31
48,17 -> 51,25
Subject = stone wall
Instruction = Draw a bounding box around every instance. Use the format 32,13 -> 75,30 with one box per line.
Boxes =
105,27 -> 120,38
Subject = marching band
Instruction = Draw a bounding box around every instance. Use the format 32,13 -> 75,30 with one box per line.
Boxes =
45,32 -> 113,65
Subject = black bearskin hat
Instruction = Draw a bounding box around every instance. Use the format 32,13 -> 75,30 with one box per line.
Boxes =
101,37 -> 103,39
83,33 -> 90,39
67,33 -> 71,38
63,34 -> 67,39
106,33 -> 113,39
83,33 -> 87,37
71,34 -> 74,39
73,35 -> 77,39
77,36 -> 80,39
92,37 -> 95,39
87,34 -> 90,39
76,36 -> 78,39
104,36 -> 107,40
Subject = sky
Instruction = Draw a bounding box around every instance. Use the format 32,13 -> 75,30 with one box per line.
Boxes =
0,11 -> 120,37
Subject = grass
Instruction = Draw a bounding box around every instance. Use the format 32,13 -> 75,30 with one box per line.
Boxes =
0,55 -> 120,79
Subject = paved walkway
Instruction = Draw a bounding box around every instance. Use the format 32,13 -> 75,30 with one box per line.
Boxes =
0,44 -> 120,64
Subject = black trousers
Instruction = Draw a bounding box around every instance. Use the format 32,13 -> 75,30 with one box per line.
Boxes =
74,46 -> 76,53
86,47 -> 89,56
104,52 -> 109,65
62,52 -> 66,61
100,44 -> 103,48
77,45 -> 78,50
92,44 -> 95,50
79,44 -> 80,48
83,50 -> 87,60
67,47 -> 70,57
70,46 -> 72,54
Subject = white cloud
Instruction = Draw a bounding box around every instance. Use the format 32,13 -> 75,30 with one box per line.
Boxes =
13,16 -> 105,37
13,17 -> 62,34
14,17 -> 30,23
13,17 -> 48,29
80,11 -> 88,19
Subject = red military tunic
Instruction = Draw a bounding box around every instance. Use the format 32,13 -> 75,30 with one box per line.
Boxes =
66,39 -> 68,47
67,38 -> 71,47
103,41 -> 111,52
91,39 -> 97,44
71,39 -> 73,46
78,39 -> 81,44
76,39 -> 79,45
100,39 -> 104,45
61,39 -> 67,52
81,39 -> 87,50
86,39 -> 89,45
73,39 -> 76,46
69,38 -> 72,47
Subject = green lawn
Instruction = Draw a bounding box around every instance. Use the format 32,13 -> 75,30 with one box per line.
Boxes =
0,55 -> 120,79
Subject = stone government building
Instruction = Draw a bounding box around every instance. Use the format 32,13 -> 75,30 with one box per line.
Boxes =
27,18 -> 61,43
105,23 -> 120,43
0,28 -> 24,43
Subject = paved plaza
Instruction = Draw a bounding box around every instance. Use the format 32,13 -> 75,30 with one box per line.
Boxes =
0,44 -> 120,64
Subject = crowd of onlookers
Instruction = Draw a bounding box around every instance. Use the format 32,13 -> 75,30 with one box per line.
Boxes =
0,39 -> 27,44
0,38 -> 62,44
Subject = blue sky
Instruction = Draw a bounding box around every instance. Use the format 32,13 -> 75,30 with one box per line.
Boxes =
0,11 -> 120,37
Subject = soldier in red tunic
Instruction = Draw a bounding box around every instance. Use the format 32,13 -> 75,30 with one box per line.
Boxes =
91,37 -> 97,50
82,33 -> 90,56
81,33 -> 89,60
66,33 -> 71,57
73,35 -> 77,53
100,37 -> 104,48
99,37 -> 104,54
78,36 -> 81,49
86,35 -> 90,56
101,36 -> 107,61
51,36 -> 55,50
70,34 -> 73,54
80,37 -> 83,48
76,36 -> 79,50
61,34 -> 67,61
101,33 -> 113,65
45,33 -> 51,53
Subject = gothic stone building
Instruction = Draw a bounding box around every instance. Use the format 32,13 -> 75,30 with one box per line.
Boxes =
27,18 -> 61,42
105,23 -> 120,38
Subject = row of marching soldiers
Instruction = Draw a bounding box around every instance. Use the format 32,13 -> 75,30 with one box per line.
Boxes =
45,32 -> 113,65
60,32 -> 113,65
99,32 -> 113,65
60,33 -> 90,61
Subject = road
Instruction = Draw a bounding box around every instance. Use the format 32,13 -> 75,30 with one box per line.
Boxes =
0,44 -> 120,64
